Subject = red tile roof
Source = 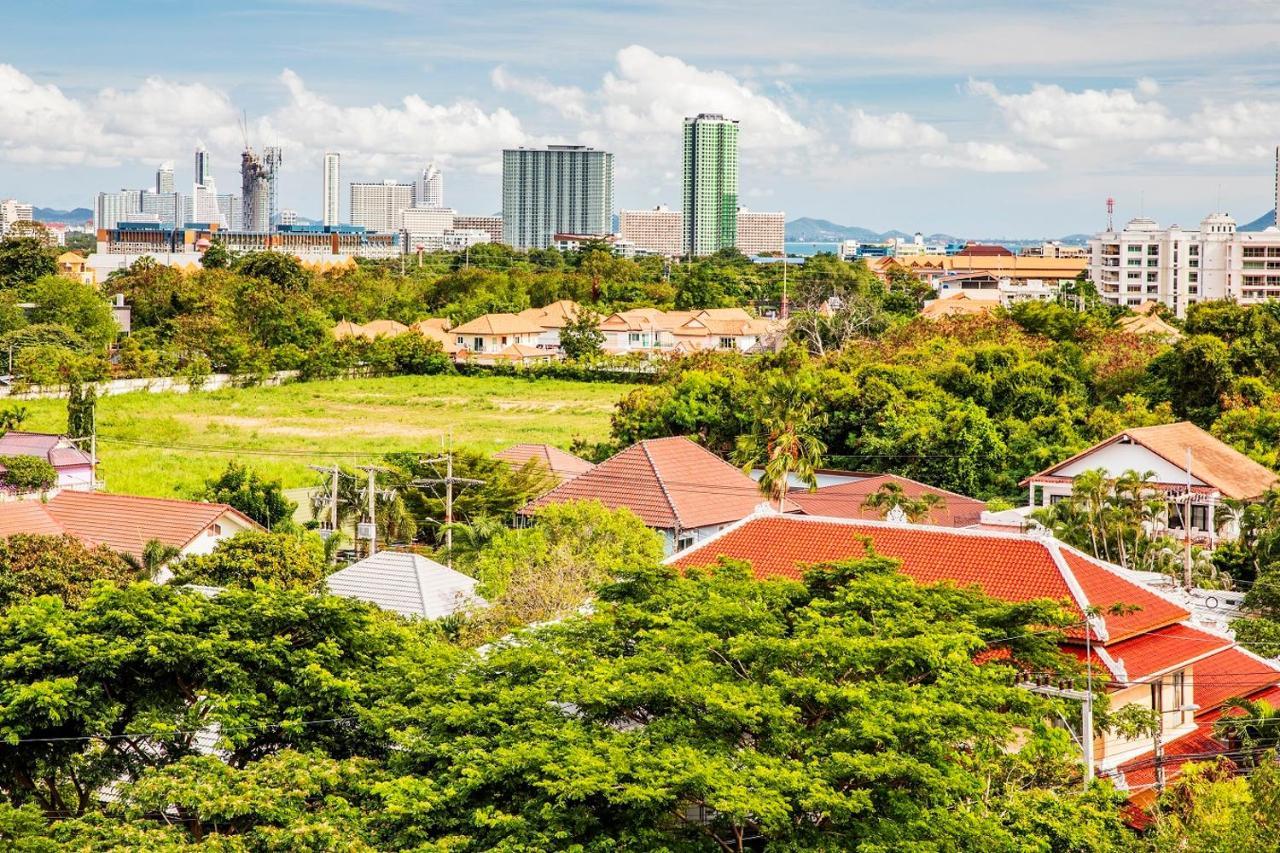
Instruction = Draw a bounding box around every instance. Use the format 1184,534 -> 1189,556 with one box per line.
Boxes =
496,444 -> 595,483
1062,623 -> 1232,683
1190,647 -> 1280,715
520,436 -> 768,531
1118,721 -> 1231,793
0,492 -> 261,558
787,473 -> 985,527
668,514 -> 1190,644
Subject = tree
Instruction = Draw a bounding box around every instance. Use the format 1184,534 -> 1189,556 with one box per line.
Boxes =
119,539 -> 181,581
21,275 -> 117,349
234,251 -> 309,292
558,308 -> 605,360
1213,699 -> 1280,768
734,372 -> 827,508
0,455 -> 56,495
196,461 -> 297,530
200,236 -> 230,269
0,533 -> 136,608
862,480 -> 943,522
0,582 -> 428,818
467,500 -> 662,631
1145,757 -> 1280,851
370,555 -> 1110,849
65,380 -> 95,439
0,237 -> 55,288
173,530 -> 327,589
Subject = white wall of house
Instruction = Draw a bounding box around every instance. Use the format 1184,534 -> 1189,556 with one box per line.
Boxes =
177,512 -> 258,557
1054,442 -> 1204,485
1097,668 -> 1198,772
455,331 -> 538,353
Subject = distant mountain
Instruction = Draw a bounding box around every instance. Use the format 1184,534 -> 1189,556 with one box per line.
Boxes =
785,218 -> 883,242
34,207 -> 92,223
1240,209 -> 1277,232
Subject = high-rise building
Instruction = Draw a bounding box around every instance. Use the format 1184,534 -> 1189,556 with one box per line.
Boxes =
323,152 -> 341,226
350,180 -> 414,233
682,113 -> 739,256
95,189 -> 147,230
240,148 -> 271,232
142,190 -> 182,229
279,208 -> 298,226
619,205 -> 683,256
217,193 -> 243,230
264,146 -> 283,226
194,145 -> 210,187
501,145 -> 613,249
416,162 -> 444,208
0,199 -> 33,237
734,207 -> 785,256
453,215 -> 503,245
401,207 -> 456,251
156,161 -> 175,195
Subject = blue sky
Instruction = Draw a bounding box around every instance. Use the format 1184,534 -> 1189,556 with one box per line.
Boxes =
4,0 -> 1280,236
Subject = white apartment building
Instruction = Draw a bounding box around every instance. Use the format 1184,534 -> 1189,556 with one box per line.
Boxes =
400,207 -> 456,250
620,205 -> 683,256
1089,213 -> 1280,317
454,215 -> 504,245
350,180 -> 414,233
279,208 -> 298,226
94,190 -> 147,231
0,199 -> 34,237
323,152 -> 341,226
735,208 -> 785,256
416,162 -> 443,208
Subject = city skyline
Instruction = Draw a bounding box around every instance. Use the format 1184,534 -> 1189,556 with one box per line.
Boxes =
3,1 -> 1280,235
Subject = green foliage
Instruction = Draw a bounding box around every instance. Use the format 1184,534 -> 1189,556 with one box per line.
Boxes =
559,307 -> 605,360
370,556 -> 1103,849
466,499 -> 663,631
0,534 -> 137,608
21,275 -> 117,348
196,461 -> 297,530
0,455 -> 57,493
200,236 -> 231,269
1145,757 -> 1280,851
0,237 -> 56,288
65,380 -> 94,439
174,530 -> 326,589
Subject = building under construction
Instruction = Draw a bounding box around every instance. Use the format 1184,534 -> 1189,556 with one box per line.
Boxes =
240,147 -> 275,232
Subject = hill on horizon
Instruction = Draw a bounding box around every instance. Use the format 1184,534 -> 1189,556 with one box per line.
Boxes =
1240,209 -> 1277,232
33,207 -> 92,223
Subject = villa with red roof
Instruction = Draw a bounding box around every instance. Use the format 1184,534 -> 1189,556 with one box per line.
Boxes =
0,431 -> 95,496
520,436 -> 775,554
787,472 -> 986,527
495,444 -> 594,485
668,511 -> 1280,790
0,491 -> 260,565
1023,421 -> 1279,545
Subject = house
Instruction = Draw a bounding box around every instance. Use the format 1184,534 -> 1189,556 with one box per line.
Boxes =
1022,422 -> 1280,544
452,313 -> 545,357
495,444 -> 594,485
410,318 -> 460,355
325,550 -> 485,620
0,431 -> 95,496
517,300 -> 582,349
0,491 -> 260,561
56,251 -> 96,285
1118,302 -> 1181,339
787,472 -> 987,527
668,512 -> 1280,786
519,436 -> 776,554
599,308 -> 667,353
920,291 -> 1000,319
667,309 -> 779,352
332,319 -> 410,340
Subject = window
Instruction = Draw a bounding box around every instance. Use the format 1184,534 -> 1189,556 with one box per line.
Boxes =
1189,245 -> 1199,256
1128,244 -> 1142,253
1189,272 -> 1198,283
674,534 -> 695,551
473,336 -> 484,351
1151,677 -> 1164,721
628,332 -> 641,344
501,336 -> 509,345
719,337 -> 735,349
1048,493 -> 1066,505
1167,502 -> 1185,529
1191,504 -> 1209,531
1147,272 -> 1158,282
1173,671 -> 1189,725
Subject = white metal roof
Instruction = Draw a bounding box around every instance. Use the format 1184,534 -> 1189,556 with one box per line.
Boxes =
326,550 -> 484,620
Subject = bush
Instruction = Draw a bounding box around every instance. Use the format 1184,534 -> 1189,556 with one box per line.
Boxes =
0,455 -> 57,494
174,531 -> 327,589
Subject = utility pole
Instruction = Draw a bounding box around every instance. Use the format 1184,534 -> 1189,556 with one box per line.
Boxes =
89,396 -> 97,491
1021,680 -> 1095,786
355,465 -> 392,557
412,442 -> 483,569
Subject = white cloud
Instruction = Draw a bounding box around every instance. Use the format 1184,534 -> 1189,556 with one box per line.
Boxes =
967,79 -> 1175,149
849,110 -> 946,150
921,142 -> 1046,173
594,45 -> 812,150
490,66 -> 589,122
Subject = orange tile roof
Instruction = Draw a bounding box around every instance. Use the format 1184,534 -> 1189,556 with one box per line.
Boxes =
1061,623 -> 1232,683
451,313 -> 545,336
668,514 -> 1190,643
1026,421 -> 1279,500
0,492 -> 262,558
491,343 -> 553,360
921,292 -> 999,318
1119,722 -> 1231,794
361,319 -> 409,337
787,473 -> 985,527
1188,646 -> 1280,714
496,444 -> 594,483
1118,312 -> 1180,338
520,436 -> 768,531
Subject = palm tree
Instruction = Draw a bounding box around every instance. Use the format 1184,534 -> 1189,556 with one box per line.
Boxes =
861,481 -> 942,523
734,376 -> 826,512
1214,698 -> 1280,768
121,538 -> 182,581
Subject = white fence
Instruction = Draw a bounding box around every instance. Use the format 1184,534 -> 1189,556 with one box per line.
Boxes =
0,370 -> 301,400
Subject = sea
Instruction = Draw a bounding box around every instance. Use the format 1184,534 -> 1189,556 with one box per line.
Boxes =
783,241 -> 842,257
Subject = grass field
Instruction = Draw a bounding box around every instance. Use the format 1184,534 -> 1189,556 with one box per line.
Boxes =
20,375 -> 633,499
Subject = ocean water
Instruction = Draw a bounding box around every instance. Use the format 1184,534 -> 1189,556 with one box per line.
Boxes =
783,241 -> 841,256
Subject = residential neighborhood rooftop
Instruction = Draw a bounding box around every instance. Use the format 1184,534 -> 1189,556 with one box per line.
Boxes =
325,550 -> 484,620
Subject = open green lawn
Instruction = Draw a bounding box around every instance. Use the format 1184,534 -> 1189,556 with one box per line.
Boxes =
21,375 -> 632,499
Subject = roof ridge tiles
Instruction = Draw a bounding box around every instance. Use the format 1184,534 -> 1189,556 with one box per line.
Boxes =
640,439 -> 682,530
1043,538 -> 1107,643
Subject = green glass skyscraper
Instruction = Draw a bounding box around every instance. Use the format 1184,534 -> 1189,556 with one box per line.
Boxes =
682,113 -> 739,256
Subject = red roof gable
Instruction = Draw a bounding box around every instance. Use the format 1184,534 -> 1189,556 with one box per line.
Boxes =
43,492 -> 257,558
520,437 -> 768,531
496,444 -> 594,482
787,473 -> 985,527
1062,623 -> 1232,683
667,514 -> 1190,644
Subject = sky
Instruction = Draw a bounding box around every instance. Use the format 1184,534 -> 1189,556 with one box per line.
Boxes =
3,0 -> 1280,237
